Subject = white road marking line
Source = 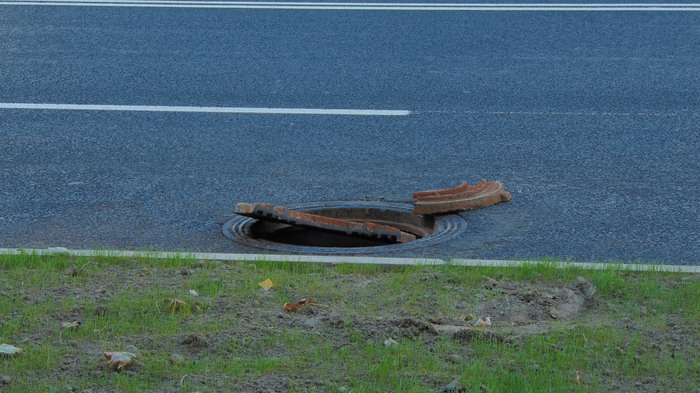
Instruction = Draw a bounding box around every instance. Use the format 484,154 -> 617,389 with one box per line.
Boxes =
0,103 -> 411,116
8,0 -> 700,4
9,0 -> 700,4
423,110 -> 684,117
1,0 -> 699,9
1,247 -> 698,272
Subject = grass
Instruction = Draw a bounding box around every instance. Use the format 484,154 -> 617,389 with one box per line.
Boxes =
0,253 -> 698,392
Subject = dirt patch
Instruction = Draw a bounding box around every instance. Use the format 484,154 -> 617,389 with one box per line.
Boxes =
352,277 -> 598,344
479,276 -> 596,327
179,334 -> 209,350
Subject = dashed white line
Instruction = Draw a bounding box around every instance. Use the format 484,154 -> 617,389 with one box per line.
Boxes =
0,103 -> 411,116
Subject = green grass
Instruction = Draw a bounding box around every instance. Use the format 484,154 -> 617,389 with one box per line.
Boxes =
1,253 -> 698,392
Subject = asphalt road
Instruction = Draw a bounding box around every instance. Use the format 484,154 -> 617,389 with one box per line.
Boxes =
1,2 -> 699,263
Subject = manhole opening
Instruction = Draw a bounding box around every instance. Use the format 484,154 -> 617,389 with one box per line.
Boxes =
222,201 -> 468,255
248,207 -> 437,248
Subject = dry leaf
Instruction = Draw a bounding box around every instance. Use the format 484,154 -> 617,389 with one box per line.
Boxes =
0,344 -> 23,356
575,370 -> 581,384
282,299 -> 313,312
169,299 -> 187,311
188,289 -> 199,297
104,351 -> 137,371
258,278 -> 274,290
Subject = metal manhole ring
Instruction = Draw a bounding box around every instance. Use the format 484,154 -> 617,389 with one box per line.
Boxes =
222,200 -> 468,255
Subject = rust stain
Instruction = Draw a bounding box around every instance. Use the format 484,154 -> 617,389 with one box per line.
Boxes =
413,181 -> 511,215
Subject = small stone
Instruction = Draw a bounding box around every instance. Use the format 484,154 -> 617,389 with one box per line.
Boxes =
639,306 -> 648,316
447,354 -> 463,363
169,353 -> 185,365
338,387 -> 348,392
479,385 -> 488,392
124,345 -> 138,354
384,337 -> 398,347
0,375 -> 11,384
179,267 -> 190,276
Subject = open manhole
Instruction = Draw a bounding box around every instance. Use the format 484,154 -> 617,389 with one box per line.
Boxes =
222,201 -> 468,255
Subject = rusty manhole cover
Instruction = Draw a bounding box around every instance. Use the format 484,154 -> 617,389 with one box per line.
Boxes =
222,200 -> 468,255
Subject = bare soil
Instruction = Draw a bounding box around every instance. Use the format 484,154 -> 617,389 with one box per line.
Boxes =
1,260 -> 698,393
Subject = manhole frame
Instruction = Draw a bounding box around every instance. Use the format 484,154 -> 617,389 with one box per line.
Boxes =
222,200 -> 468,255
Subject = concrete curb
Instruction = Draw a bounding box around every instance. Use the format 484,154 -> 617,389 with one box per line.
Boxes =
0,247 -> 698,273
448,258 -> 700,273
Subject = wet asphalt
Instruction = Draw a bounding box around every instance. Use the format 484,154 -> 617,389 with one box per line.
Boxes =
0,4 -> 698,263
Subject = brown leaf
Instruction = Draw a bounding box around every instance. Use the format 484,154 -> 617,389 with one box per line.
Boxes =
281,299 -> 313,312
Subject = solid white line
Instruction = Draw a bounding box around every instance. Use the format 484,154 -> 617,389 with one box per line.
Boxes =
0,103 -> 411,116
0,248 -> 698,273
4,4 -> 698,9
7,0 -> 700,5
1,0 -> 699,9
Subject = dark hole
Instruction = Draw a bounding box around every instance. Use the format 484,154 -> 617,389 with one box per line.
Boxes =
248,207 -> 436,248
260,226 -> 393,247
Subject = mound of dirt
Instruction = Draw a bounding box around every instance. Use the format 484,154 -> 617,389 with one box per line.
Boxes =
355,278 -> 597,343
480,277 -> 597,326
